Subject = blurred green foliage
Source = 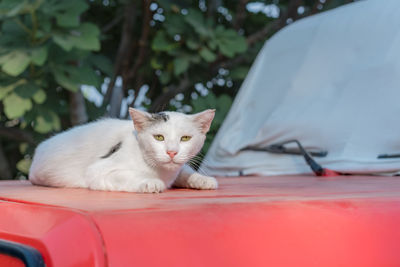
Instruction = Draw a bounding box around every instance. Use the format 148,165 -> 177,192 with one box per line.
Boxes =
191,91 -> 232,155
0,0 -> 350,179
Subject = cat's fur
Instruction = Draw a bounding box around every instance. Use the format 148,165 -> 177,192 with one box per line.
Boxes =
29,108 -> 217,193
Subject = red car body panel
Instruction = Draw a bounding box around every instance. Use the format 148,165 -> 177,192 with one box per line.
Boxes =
1,175 -> 400,267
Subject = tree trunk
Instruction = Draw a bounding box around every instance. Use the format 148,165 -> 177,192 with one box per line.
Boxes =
69,90 -> 88,125
0,141 -> 12,179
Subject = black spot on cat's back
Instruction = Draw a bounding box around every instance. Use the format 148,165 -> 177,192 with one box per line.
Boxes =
100,141 -> 122,159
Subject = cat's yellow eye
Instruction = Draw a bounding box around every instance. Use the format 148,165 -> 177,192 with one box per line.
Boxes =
181,136 -> 192,142
153,134 -> 164,141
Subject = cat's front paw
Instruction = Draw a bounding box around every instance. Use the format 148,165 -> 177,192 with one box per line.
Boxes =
137,179 -> 166,193
188,174 -> 218,190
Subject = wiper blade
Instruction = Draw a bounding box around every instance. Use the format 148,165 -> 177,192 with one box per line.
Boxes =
240,140 -> 328,176
241,140 -> 328,157
378,153 -> 400,159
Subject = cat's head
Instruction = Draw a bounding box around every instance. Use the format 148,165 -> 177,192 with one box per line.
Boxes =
129,108 -> 215,170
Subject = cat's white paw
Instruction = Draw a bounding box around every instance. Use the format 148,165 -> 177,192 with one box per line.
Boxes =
137,179 -> 166,193
188,174 -> 218,190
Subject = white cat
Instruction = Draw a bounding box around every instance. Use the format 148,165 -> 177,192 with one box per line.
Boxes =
29,108 -> 218,193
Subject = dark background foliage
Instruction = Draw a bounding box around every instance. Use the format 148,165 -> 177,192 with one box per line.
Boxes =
0,0 -> 353,179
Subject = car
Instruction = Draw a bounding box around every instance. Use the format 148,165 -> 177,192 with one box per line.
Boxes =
1,175 -> 400,267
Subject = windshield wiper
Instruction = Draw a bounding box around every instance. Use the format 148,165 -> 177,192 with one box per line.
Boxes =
240,140 -> 329,176
378,153 -> 400,159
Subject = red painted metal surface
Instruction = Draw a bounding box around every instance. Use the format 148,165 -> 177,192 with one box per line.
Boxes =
0,200 -> 106,266
321,168 -> 341,177
0,254 -> 25,267
1,175 -> 400,267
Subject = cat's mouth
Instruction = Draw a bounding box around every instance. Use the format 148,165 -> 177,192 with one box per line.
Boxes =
162,159 -> 183,168
167,160 -> 181,165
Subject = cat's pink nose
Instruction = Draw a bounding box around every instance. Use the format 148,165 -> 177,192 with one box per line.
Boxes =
167,151 -> 177,159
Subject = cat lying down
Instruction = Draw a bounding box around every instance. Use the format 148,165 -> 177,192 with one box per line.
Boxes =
29,108 -> 218,193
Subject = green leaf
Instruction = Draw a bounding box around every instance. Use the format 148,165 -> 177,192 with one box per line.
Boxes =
31,46 -> 48,66
192,92 -> 217,112
37,14 -> 51,32
34,115 -> 52,133
151,58 -> 163,69
86,101 -> 106,120
16,158 -> 31,174
34,110 -> 61,133
79,66 -> 101,87
160,71 -> 171,85
32,89 -> 46,104
186,39 -> 200,50
199,47 -> 217,62
173,57 -> 189,76
215,26 -> 248,58
14,83 -> 40,98
0,50 -> 30,76
52,65 -> 79,91
0,87 -> 12,100
52,64 -> 100,91
3,93 -> 32,119
217,94 -> 232,108
185,9 -> 210,37
42,0 -> 88,27
208,39 -> 217,50
89,55 -> 113,76
50,111 -> 61,131
152,31 -> 176,52
0,0 -> 42,19
0,79 -> 25,100
206,92 -> 218,107
0,20 -> 25,38
53,23 -> 100,51
56,2 -> 88,27
216,94 -> 232,122
164,14 -> 189,36
230,66 -> 249,80
19,143 -> 28,154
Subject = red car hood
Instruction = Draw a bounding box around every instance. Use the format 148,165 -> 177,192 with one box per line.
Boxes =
1,175 -> 400,267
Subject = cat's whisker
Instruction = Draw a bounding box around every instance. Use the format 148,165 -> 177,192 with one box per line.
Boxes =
188,160 -> 200,168
188,161 -> 198,170
188,156 -> 212,176
195,165 -> 210,176
187,158 -> 211,176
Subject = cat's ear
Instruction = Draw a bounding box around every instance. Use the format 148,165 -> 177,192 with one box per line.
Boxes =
129,108 -> 151,132
193,109 -> 215,134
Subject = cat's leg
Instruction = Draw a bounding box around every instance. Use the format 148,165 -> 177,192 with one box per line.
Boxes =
88,171 -> 166,193
88,172 -> 166,193
86,161 -> 166,193
173,165 -> 218,190
136,177 -> 166,193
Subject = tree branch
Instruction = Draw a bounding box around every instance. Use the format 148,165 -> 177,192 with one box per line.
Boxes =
0,126 -> 35,144
215,54 -> 249,71
233,0 -> 250,30
246,0 -> 303,46
102,12 -> 124,33
124,0 -> 151,87
246,20 -> 281,46
149,74 -> 191,112
104,1 -> 137,105
207,0 -> 221,17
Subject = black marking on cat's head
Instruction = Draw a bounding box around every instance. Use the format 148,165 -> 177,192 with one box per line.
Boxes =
150,112 -> 169,123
